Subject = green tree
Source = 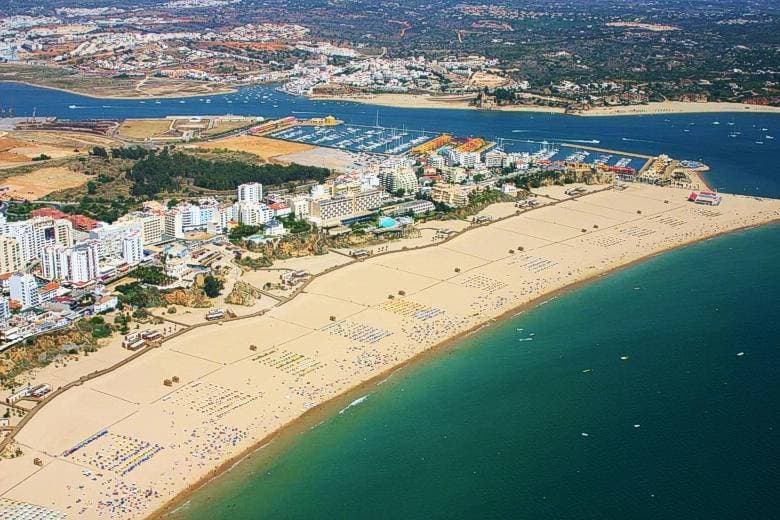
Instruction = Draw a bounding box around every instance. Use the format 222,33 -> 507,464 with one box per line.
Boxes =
203,275 -> 224,298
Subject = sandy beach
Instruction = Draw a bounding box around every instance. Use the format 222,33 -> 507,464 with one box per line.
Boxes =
310,92 -> 567,113
310,93 -> 780,117
1,184 -> 779,520
578,101 -> 780,117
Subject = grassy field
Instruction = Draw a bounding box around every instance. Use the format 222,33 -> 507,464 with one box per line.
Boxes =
117,119 -> 174,140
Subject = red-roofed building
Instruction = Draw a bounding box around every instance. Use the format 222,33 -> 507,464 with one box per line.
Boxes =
269,202 -> 292,217
0,272 -> 12,290
31,207 -> 98,231
38,281 -> 60,304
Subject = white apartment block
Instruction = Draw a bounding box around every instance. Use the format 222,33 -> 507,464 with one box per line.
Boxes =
310,184 -> 328,200
380,168 -> 419,195
219,204 -> 235,230
459,151 -> 480,169
41,241 -> 100,284
309,189 -> 385,223
428,154 -> 445,169
41,244 -> 69,281
90,222 -> 143,261
286,195 -> 312,218
234,202 -> 274,226
165,210 -> 184,239
10,273 -> 38,310
237,182 -> 263,205
122,231 -> 144,265
484,150 -> 506,168
175,200 -> 224,232
118,213 -> 165,245
0,295 -> 9,322
5,217 -> 73,263
67,241 -> 101,284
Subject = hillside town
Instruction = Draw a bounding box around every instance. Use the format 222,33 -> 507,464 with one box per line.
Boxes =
3,0 -> 777,109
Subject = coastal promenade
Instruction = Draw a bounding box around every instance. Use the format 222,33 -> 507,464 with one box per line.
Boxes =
0,184 -> 778,519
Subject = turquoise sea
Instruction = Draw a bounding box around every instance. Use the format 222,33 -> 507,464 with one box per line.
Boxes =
1,82 -> 779,519
175,225 -> 780,520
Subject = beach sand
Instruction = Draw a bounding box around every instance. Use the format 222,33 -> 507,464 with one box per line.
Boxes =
310,93 -> 780,117
578,101 -> 780,117
1,184 -> 779,520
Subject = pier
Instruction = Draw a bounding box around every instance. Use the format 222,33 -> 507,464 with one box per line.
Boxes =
560,142 -> 654,160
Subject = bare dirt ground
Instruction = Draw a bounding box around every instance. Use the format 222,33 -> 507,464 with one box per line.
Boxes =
276,146 -> 365,172
0,131 -> 120,169
0,166 -> 89,199
190,135 -> 313,162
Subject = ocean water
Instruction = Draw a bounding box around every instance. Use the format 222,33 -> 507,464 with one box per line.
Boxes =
176,224 -> 780,520
1,81 -> 780,197
2,81 -> 779,518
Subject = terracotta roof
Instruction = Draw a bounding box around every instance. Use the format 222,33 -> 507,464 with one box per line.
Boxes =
40,281 -> 60,292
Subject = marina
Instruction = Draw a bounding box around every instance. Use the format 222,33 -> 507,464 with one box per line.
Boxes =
499,138 -> 649,172
268,123 -> 439,156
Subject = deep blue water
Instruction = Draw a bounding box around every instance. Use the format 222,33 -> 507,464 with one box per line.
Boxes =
1,81 -> 780,197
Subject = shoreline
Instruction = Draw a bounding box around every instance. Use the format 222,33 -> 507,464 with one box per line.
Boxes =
309,93 -> 780,117
0,79 -> 238,101
4,78 -> 780,117
4,184 -> 779,519
149,216 -> 778,520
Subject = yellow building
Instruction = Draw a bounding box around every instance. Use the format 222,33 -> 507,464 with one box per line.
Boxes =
430,182 -> 475,207
0,236 -> 22,274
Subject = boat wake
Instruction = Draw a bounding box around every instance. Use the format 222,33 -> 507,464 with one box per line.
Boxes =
622,137 -> 658,143
339,395 -> 369,414
566,139 -> 601,144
